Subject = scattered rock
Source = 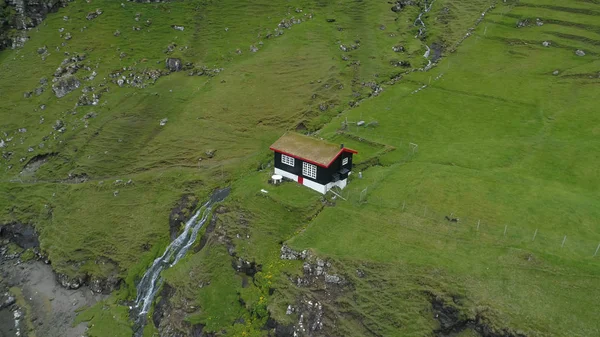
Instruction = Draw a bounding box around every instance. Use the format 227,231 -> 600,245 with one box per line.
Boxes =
159,118 -> 168,126
575,49 -> 586,57
232,258 -> 261,277
536,18 -> 544,26
205,149 -> 216,158
542,41 -> 550,47
280,245 -> 309,260
516,19 -> 530,28
56,273 -> 86,290
86,9 -> 103,21
391,0 -> 414,12
552,70 -> 559,76
171,25 -> 185,31
114,30 -> 121,37
250,45 -> 258,53
324,273 -> 343,284
392,45 -> 405,52
53,119 -> 64,130
84,112 -> 97,119
37,46 -> 47,54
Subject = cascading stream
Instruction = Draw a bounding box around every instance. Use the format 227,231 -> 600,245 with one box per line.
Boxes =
414,0 -> 436,70
131,187 -> 230,336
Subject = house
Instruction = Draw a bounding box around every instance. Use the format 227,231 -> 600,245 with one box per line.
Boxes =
269,132 -> 358,194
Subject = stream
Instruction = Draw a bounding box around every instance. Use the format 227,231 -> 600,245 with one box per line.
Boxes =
414,0 -> 436,70
131,187 -> 230,336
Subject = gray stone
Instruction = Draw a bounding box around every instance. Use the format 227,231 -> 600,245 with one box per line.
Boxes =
575,49 -> 586,57
205,149 -> 216,158
57,273 -> 84,289
552,70 -> 559,76
324,273 -> 342,284
159,118 -> 168,126
53,120 -> 65,130
392,45 -> 405,52
86,9 -> 103,20
1,294 -> 15,309
171,25 -> 185,31
165,58 -> 182,72
52,75 -> 81,98
542,41 -> 550,47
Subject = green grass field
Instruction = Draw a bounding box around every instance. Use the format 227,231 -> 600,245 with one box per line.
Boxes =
1,0 -> 599,336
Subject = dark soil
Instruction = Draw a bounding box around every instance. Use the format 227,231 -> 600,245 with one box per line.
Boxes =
152,283 -> 175,329
430,295 -> 527,337
21,153 -> 57,174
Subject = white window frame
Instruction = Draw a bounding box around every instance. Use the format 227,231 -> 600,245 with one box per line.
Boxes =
281,154 -> 295,167
342,157 -> 349,166
302,162 -> 317,179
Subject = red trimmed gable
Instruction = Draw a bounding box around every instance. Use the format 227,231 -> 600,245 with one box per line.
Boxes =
269,147 -> 357,169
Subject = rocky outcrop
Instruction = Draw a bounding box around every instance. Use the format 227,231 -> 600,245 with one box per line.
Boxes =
165,57 -> 182,72
169,194 -> 199,240
52,75 -> 80,98
56,273 -> 86,290
0,222 -> 39,249
0,0 -> 71,51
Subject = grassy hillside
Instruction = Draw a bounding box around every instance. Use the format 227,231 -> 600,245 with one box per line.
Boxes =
1,0 -> 599,336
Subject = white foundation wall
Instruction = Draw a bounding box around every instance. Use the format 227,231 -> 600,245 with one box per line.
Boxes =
302,178 -> 328,194
274,168 -> 298,182
274,168 -> 349,195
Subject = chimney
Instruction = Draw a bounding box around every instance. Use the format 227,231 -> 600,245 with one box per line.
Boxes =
340,143 -> 344,149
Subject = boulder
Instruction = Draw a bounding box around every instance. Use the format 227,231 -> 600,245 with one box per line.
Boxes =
53,119 -> 65,130
575,49 -> 586,57
205,149 -> 216,158
542,41 -> 550,47
52,75 -> 81,98
86,9 -> 103,20
165,58 -> 182,71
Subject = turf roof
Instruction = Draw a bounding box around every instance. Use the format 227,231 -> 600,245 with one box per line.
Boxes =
269,132 -> 357,167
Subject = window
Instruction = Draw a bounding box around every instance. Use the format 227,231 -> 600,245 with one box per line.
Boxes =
302,162 -> 317,179
342,157 -> 349,166
281,154 -> 295,167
